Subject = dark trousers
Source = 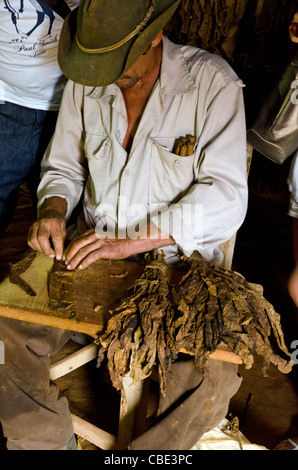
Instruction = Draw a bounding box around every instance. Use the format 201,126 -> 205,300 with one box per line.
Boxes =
0,317 -> 73,450
0,101 -> 58,234
0,315 -> 242,450
129,358 -> 242,450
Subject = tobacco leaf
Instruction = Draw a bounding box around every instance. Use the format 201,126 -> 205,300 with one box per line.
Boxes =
168,251 -> 292,374
9,249 -> 37,296
96,250 -> 292,400
96,250 -> 176,400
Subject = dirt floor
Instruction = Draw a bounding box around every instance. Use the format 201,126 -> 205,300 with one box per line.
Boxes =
0,151 -> 298,451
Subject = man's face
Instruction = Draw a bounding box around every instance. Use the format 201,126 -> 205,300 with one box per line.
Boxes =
115,31 -> 163,90
115,48 -> 153,89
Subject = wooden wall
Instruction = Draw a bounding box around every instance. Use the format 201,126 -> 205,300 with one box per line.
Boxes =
165,0 -> 298,124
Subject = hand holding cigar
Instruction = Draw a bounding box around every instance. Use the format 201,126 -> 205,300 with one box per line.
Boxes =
173,134 -> 196,156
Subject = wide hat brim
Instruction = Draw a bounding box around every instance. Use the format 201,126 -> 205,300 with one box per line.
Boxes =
58,0 -> 181,87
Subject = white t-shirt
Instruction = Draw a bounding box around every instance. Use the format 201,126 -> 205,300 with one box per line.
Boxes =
0,0 -> 79,111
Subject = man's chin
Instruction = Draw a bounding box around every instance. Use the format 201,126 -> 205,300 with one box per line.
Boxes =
116,76 -> 141,89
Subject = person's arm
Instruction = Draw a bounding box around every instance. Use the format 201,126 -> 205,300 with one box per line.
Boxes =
151,79 -> 248,264
28,196 -> 67,260
27,80 -> 88,258
63,223 -> 175,270
288,217 -> 298,306
287,149 -> 298,305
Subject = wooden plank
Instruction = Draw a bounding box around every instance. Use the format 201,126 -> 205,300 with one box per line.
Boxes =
179,345 -> 243,365
208,346 -> 243,364
50,343 -> 98,380
117,365 -> 149,450
71,414 -> 117,450
0,304 -> 102,335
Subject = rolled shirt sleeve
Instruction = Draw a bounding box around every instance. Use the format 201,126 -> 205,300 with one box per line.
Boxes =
37,80 -> 88,221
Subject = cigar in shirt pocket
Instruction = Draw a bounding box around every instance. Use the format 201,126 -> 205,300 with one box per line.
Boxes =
173,135 -> 196,156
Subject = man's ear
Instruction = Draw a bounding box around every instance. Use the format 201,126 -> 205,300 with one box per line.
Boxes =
151,30 -> 163,48
143,30 -> 163,55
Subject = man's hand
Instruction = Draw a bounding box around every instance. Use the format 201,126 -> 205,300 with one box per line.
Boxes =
64,229 -> 134,269
64,224 -> 175,270
27,196 -> 67,260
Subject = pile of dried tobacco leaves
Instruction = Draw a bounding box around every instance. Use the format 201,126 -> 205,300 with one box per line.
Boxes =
96,250 -> 293,396
96,251 -> 175,397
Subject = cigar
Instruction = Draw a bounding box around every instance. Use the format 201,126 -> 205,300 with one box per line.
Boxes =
174,135 -> 196,156
174,142 -> 181,155
179,144 -> 187,156
186,142 -> 194,155
186,134 -> 196,143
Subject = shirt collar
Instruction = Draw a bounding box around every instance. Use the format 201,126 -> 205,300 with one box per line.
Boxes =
88,36 -> 196,101
159,36 -> 196,95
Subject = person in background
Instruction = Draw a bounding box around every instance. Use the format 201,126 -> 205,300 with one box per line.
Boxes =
288,157 -> 298,308
274,10 -> 298,451
0,0 -> 79,235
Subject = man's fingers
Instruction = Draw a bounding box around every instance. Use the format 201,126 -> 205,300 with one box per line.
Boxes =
27,217 -> 66,259
65,238 -> 102,270
51,227 -> 66,260
27,223 -> 43,253
64,229 -> 98,265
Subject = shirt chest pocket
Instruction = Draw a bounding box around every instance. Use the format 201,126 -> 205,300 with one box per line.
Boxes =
84,134 -> 111,203
149,138 -> 195,204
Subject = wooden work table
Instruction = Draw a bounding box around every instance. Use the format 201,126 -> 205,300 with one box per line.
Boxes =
0,251 -> 242,365
0,252 -> 143,336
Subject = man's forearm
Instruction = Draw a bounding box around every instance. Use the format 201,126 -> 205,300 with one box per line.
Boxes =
38,196 -> 68,219
63,222 -> 175,270
28,196 -> 68,260
128,222 -> 175,255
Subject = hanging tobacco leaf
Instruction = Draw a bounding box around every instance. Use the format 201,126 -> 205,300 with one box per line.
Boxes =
167,251 -> 292,375
96,250 -> 292,402
96,250 -> 175,397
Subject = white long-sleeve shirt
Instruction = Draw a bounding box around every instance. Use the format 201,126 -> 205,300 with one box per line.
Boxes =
37,36 -> 248,265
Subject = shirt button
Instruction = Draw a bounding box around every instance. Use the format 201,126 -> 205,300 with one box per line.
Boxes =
125,169 -> 130,176
174,159 -> 181,166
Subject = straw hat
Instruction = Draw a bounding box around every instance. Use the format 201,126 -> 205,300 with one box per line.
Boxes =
58,0 -> 181,86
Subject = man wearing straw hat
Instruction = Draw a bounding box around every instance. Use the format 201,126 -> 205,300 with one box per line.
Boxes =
0,0 -> 248,450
